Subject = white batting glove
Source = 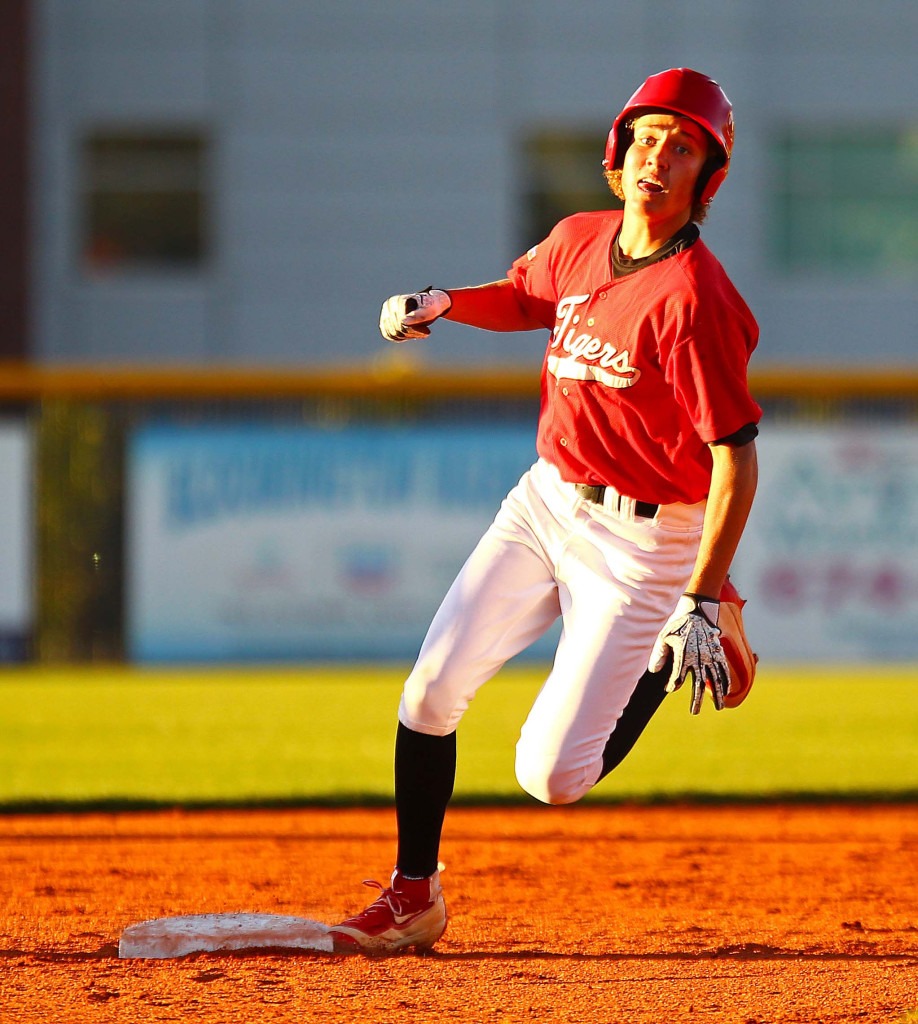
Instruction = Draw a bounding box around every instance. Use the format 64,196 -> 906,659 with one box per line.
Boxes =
648,594 -> 730,715
379,288 -> 451,342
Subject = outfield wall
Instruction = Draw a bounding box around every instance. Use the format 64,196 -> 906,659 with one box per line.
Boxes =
1,364 -> 915,665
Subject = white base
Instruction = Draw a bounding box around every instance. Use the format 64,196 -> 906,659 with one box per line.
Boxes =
118,913 -> 333,959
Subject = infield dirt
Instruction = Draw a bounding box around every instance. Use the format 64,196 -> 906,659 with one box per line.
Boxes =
1,804 -> 915,1022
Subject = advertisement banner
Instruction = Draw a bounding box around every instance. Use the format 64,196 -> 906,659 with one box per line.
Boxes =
127,423 -> 542,661
733,425 -> 918,662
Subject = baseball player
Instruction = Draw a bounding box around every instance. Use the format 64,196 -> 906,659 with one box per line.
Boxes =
330,68 -> 760,955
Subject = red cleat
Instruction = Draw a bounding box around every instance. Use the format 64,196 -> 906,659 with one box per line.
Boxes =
329,869 -> 447,956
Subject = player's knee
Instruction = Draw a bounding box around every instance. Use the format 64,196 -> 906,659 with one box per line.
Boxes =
514,751 -> 592,806
398,678 -> 461,736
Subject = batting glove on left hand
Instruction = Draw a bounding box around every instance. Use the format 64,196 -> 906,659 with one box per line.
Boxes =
379,288 -> 451,342
648,594 -> 730,715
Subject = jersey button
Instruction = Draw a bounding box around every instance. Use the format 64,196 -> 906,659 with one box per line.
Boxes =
559,438 -> 568,447
562,387 -> 569,396
587,318 -> 595,327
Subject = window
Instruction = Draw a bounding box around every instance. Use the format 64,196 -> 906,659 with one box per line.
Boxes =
521,129 -> 620,252
771,127 -> 918,274
82,132 -> 208,273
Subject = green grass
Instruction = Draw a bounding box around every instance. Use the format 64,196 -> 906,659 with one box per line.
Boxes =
1,663 -> 916,809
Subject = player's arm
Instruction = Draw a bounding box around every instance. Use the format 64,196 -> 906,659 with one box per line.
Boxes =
379,279 -> 543,341
686,438 -> 758,599
442,280 -> 544,332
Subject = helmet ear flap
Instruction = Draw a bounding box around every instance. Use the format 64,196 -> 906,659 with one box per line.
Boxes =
602,115 -> 638,176
699,165 -> 728,206
602,127 -> 617,172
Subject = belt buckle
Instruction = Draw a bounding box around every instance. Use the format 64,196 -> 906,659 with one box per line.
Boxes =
574,483 -> 604,504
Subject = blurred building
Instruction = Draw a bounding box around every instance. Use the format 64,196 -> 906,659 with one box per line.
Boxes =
13,2 -> 916,369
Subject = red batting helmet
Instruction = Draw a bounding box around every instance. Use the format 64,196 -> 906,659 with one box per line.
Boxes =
603,68 -> 735,205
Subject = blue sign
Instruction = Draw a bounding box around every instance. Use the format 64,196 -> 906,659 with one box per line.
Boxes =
127,422 -> 554,662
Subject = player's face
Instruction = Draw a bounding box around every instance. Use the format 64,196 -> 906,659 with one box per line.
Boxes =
620,113 -> 709,225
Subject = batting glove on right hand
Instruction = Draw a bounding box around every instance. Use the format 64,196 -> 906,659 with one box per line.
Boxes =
648,594 -> 730,715
379,288 -> 451,342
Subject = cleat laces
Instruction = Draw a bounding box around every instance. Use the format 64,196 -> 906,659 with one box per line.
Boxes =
355,879 -> 426,926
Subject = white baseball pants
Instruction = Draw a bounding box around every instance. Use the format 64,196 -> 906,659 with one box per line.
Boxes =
398,458 -> 705,805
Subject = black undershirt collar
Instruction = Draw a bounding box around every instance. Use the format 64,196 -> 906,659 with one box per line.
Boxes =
611,221 -> 700,278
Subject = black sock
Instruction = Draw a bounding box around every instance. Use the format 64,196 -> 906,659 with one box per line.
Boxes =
395,722 -> 456,878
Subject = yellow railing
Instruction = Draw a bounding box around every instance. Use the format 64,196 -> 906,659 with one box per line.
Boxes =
1,361 -> 917,401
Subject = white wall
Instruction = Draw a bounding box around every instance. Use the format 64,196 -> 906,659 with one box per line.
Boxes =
31,0 -> 918,368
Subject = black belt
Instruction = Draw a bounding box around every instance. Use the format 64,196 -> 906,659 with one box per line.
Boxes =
574,483 -> 659,519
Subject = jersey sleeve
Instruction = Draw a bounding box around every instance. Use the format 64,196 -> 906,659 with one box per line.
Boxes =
666,281 -> 762,444
506,235 -> 559,330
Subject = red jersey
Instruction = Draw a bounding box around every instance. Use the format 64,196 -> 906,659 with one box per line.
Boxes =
507,210 -> 761,506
